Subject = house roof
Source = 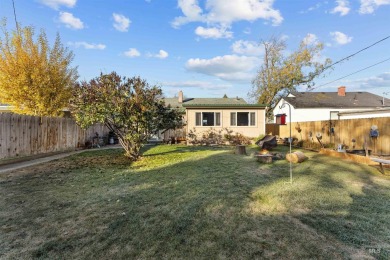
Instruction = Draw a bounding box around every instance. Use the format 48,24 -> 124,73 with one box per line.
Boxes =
163,97 -> 267,109
162,98 -> 189,108
284,91 -> 390,108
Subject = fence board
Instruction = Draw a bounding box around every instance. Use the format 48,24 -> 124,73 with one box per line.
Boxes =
0,113 -> 109,160
278,117 -> 390,155
265,124 -> 280,136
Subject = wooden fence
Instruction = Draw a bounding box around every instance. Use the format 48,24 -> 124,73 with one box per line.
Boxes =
277,117 -> 390,155
0,113 -> 109,160
265,123 -> 280,136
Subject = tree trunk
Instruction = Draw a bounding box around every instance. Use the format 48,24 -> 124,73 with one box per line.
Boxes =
286,151 -> 307,163
235,145 -> 247,155
256,155 -> 273,163
119,138 -> 142,161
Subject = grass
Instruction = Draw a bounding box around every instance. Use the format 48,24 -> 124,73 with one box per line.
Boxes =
0,145 -> 389,259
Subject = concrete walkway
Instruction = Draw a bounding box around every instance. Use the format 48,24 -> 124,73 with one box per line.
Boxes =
0,145 -> 122,175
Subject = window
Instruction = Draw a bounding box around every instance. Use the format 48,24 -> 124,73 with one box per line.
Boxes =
230,112 -> 236,126
195,112 -> 221,126
196,112 -> 201,126
250,112 -> 255,126
237,112 -> 249,126
230,112 -> 256,126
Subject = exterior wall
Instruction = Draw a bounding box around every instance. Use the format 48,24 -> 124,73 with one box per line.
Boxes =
186,108 -> 265,138
273,98 -> 390,123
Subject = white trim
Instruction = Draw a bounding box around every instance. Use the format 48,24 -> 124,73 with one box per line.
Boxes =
229,111 -> 257,127
195,111 -> 222,127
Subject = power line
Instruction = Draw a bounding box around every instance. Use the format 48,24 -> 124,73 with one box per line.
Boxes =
312,57 -> 390,89
323,35 -> 390,71
12,0 -> 19,32
306,35 -> 390,91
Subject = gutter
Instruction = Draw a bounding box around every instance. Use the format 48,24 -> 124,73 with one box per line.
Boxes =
182,104 -> 267,108
338,108 -> 390,116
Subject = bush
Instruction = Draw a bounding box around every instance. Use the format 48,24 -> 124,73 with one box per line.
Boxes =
223,128 -> 251,145
187,128 -> 251,146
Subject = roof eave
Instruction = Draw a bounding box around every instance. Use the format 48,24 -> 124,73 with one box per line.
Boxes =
182,104 -> 267,108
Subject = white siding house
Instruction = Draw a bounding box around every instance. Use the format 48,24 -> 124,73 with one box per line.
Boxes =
273,87 -> 390,123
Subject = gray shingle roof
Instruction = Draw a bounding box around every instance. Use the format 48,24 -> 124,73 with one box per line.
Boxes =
163,97 -> 247,106
285,92 -> 390,108
184,97 -> 247,105
162,98 -> 184,108
163,97 -> 266,108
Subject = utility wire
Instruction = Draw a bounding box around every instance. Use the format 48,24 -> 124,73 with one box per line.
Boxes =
312,57 -> 390,89
306,35 -> 390,91
12,0 -> 19,32
323,35 -> 390,71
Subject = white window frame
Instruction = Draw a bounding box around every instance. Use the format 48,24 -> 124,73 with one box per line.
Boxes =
195,112 -> 221,127
230,111 -> 256,127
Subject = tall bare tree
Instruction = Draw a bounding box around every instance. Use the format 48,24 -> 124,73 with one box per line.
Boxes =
250,36 -> 331,115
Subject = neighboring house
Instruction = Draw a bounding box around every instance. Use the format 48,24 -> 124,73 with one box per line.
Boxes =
0,103 -> 73,117
273,86 -> 390,123
0,103 -> 11,112
163,91 -> 267,139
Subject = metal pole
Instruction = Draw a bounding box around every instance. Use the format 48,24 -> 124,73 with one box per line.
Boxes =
288,103 -> 292,184
280,101 -> 293,184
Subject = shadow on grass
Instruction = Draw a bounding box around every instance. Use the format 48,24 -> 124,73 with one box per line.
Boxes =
0,145 -> 389,259
292,153 -> 390,259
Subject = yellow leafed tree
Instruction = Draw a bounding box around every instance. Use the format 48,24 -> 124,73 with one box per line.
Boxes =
0,20 -> 78,116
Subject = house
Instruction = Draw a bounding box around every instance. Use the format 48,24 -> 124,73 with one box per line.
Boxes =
0,103 -> 72,117
163,91 -> 267,141
273,86 -> 390,123
0,103 -> 11,112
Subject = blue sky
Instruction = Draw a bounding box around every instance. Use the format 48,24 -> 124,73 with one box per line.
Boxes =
1,0 -> 389,100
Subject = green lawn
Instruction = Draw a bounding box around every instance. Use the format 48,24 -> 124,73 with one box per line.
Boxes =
1,145 -> 389,259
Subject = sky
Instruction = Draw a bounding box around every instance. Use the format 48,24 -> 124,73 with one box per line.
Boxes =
1,0 -> 390,100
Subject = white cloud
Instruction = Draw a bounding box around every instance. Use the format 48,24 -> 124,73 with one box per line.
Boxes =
280,34 -> 289,41
359,0 -> 390,14
302,33 -> 318,45
172,0 -> 204,28
331,0 -> 350,16
164,81 -> 231,90
58,12 -> 84,29
147,50 -> 169,59
172,0 -> 283,29
323,72 -> 390,94
300,2 -> 322,14
124,48 -> 141,57
155,50 -> 169,59
330,31 -> 353,45
185,55 -> 260,82
356,72 -> 390,88
195,26 -> 233,39
68,41 -> 106,50
113,13 -> 130,32
39,0 -> 76,9
231,40 -> 263,56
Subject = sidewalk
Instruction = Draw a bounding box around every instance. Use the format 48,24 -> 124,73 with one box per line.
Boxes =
0,145 -> 122,175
